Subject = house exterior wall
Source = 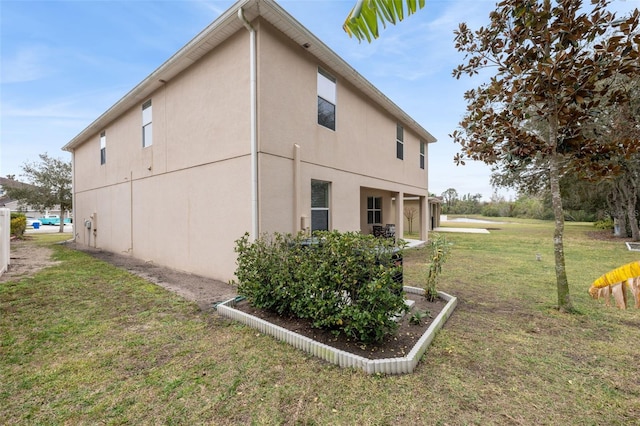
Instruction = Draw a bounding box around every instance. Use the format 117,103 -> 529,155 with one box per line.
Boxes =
68,11 -> 432,283
256,22 -> 428,237
72,30 -> 254,281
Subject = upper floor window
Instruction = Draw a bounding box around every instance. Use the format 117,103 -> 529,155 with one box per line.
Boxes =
396,124 -> 404,160
100,131 -> 106,165
317,68 -> 336,131
142,100 -> 152,147
420,141 -> 425,169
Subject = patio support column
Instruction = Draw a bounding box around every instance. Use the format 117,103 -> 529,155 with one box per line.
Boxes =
420,196 -> 428,241
395,191 -> 404,242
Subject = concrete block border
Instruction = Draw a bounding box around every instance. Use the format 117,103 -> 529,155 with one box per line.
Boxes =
216,286 -> 457,375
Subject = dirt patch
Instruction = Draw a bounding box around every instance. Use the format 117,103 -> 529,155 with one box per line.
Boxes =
586,230 -> 634,242
0,238 -> 60,283
63,242 -> 238,311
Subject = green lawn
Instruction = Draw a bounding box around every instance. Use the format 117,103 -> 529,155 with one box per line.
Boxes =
2,222 -> 639,425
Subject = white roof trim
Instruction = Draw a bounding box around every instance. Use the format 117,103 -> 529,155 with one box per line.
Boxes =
63,0 -> 435,151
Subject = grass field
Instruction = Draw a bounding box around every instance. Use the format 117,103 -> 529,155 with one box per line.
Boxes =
2,221 -> 639,424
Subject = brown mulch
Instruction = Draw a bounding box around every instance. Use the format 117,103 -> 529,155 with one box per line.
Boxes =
232,294 -> 446,360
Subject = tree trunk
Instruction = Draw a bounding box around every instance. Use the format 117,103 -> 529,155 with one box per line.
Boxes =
616,213 -> 628,238
58,211 -> 66,233
543,3 -> 572,311
608,187 -> 627,237
549,151 -> 573,311
627,200 -> 639,241
621,177 -> 640,241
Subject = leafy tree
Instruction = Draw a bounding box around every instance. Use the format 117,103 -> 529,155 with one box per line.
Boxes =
343,0 -> 426,41
450,0 -> 640,311
492,77 -> 640,226
600,155 -> 640,239
441,188 -> 459,212
1,154 -> 72,233
591,77 -> 640,238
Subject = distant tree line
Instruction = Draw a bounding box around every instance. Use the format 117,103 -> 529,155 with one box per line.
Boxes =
441,168 -> 639,238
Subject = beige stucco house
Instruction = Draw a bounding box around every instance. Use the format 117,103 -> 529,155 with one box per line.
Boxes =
63,0 -> 436,283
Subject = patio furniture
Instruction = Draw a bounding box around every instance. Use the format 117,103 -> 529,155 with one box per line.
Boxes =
385,224 -> 395,238
373,225 -> 386,237
373,224 -> 395,238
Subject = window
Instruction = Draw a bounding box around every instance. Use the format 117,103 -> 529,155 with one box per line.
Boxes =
396,124 -> 404,160
367,196 -> 382,224
420,141 -> 425,169
311,180 -> 330,232
100,131 -> 106,165
142,100 -> 152,147
317,68 -> 336,130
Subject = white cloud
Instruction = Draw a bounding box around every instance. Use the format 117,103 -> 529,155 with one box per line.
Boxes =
191,0 -> 228,17
1,45 -> 53,84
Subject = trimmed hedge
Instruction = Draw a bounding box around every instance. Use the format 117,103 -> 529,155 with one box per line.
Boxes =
234,231 -> 406,343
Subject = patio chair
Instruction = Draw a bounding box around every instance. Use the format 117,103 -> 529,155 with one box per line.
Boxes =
373,225 -> 385,237
385,224 -> 395,238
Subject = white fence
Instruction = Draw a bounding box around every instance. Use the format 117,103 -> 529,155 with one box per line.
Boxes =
0,208 -> 10,276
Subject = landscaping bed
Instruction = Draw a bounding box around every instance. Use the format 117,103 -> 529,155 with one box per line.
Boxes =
217,287 -> 457,374
230,291 -> 447,359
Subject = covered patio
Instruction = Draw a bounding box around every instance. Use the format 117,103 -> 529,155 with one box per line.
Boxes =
359,187 -> 429,243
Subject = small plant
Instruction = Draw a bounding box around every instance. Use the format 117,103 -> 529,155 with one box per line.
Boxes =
10,213 -> 27,238
424,233 -> 451,302
408,309 -> 430,325
593,218 -> 614,230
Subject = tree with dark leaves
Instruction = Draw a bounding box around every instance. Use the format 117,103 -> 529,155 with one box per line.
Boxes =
450,0 -> 640,311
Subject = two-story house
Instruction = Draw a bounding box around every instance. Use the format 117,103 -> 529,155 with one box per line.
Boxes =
63,0 -> 437,283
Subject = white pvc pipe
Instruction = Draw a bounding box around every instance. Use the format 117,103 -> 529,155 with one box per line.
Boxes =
294,144 -> 301,232
238,8 -> 258,241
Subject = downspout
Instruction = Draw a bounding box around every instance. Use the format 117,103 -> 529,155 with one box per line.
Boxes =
293,144 -> 301,232
238,8 -> 259,240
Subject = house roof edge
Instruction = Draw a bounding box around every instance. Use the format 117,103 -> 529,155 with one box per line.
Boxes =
63,0 -> 436,151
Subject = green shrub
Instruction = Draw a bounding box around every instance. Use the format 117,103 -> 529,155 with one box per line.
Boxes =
593,218 -> 614,230
10,213 -> 27,238
233,231 -> 407,343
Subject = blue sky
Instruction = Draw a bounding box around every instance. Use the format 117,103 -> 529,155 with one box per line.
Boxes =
1,0 -> 638,200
